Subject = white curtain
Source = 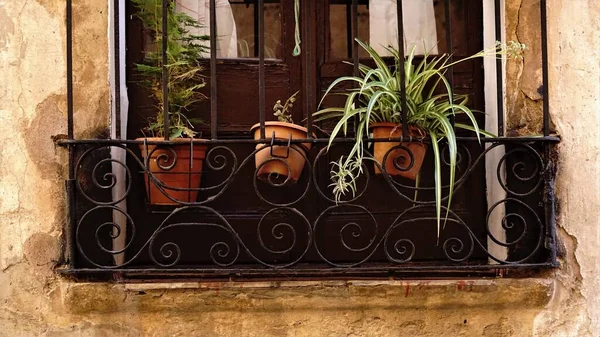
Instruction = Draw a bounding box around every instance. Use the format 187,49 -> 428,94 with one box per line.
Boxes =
369,0 -> 438,56
176,0 -> 238,58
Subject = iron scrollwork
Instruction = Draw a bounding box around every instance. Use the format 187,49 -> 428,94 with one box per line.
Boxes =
71,138 -> 554,273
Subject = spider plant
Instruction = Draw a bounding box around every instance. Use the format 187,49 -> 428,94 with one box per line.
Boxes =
314,39 -> 524,238
132,0 -> 210,139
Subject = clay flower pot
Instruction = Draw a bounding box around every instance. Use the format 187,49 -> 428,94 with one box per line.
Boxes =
137,138 -> 207,205
370,122 -> 427,180
250,122 -> 311,183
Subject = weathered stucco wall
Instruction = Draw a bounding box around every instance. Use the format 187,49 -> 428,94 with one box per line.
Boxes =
504,1 -> 600,335
0,0 -> 599,336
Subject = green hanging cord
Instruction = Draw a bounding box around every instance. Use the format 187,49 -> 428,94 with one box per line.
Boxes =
292,0 -> 301,57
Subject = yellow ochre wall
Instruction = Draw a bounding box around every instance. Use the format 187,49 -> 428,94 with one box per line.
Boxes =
0,0 -> 598,335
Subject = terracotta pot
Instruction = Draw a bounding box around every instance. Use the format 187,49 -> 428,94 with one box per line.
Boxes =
370,122 -> 427,180
137,137 -> 207,205
250,122 -> 311,183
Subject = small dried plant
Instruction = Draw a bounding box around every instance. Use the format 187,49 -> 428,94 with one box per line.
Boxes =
273,91 -> 299,124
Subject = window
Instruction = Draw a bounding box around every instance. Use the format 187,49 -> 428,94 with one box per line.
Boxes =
61,0 -> 559,280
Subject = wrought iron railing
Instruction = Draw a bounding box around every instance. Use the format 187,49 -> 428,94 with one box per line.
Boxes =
58,0 -> 558,280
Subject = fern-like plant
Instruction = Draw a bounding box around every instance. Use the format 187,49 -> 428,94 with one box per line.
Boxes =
132,0 -> 209,139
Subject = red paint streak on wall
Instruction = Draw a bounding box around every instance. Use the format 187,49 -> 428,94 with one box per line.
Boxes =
456,281 -> 474,291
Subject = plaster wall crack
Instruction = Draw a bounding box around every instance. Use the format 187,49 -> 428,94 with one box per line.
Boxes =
514,0 -> 524,43
14,1 -> 27,119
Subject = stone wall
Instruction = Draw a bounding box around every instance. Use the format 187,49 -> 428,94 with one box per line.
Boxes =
0,0 -> 599,336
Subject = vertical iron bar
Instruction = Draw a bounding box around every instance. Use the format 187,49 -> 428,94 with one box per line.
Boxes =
114,0 -> 122,139
540,0 -> 550,136
351,0 -> 359,76
143,141 -> 152,204
66,180 -> 77,268
444,0 -> 455,127
67,0 -> 74,142
254,2 -> 259,57
162,0 -> 170,140
350,0 -> 359,138
188,139 -> 193,202
258,0 -> 266,139
210,0 -> 218,139
495,0 -> 505,136
65,0 -> 76,268
345,4 -> 352,59
304,0 -> 314,138
396,0 -> 408,135
544,148 -> 558,266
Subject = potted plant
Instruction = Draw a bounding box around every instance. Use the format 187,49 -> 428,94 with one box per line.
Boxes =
314,39 -> 524,237
250,91 -> 312,183
133,0 -> 209,205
